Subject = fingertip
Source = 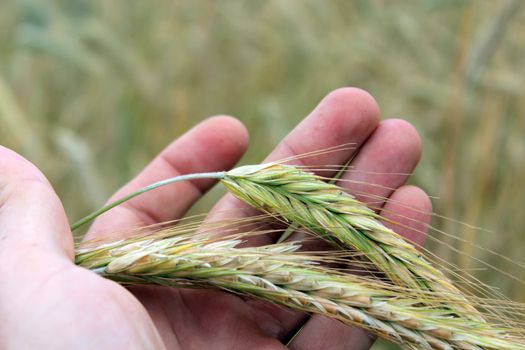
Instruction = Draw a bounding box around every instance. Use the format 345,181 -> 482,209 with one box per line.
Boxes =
159,115 -> 249,180
268,87 -> 381,165
192,115 -> 249,170
399,185 -> 433,214
318,87 -> 381,138
204,115 -> 250,153
381,118 -> 422,163
381,185 -> 432,247
0,146 -> 50,185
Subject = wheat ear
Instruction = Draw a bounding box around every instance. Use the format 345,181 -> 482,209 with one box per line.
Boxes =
220,163 -> 482,320
76,234 -> 524,350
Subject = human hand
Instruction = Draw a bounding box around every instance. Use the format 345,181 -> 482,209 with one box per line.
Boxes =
0,88 -> 431,349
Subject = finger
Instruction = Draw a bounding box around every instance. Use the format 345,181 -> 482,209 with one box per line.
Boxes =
379,185 -> 432,246
85,116 -> 248,240
289,186 -> 432,350
209,88 -> 381,241
338,118 -> 422,211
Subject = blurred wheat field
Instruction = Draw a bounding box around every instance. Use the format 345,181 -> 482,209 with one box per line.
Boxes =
1,1 -> 525,349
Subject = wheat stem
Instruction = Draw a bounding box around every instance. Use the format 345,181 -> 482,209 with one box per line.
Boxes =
70,171 -> 225,231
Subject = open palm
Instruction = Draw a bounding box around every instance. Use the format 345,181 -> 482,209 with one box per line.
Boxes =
0,88 -> 431,349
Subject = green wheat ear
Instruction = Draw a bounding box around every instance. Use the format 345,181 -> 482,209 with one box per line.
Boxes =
220,163 -> 482,321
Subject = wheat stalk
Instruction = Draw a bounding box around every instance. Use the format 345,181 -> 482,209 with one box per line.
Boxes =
220,163 -> 483,320
75,233 -> 524,350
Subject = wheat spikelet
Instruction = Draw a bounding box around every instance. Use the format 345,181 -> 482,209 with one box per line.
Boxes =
220,163 -> 482,320
75,233 -> 525,350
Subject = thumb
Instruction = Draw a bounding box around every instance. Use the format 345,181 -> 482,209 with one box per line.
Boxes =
0,146 -> 73,261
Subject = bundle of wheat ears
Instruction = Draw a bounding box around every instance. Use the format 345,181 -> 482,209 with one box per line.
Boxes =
73,147 -> 525,350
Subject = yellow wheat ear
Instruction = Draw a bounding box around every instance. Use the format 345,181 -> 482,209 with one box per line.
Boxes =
76,226 -> 525,350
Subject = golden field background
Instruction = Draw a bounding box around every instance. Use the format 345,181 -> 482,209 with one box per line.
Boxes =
1,1 -> 524,348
